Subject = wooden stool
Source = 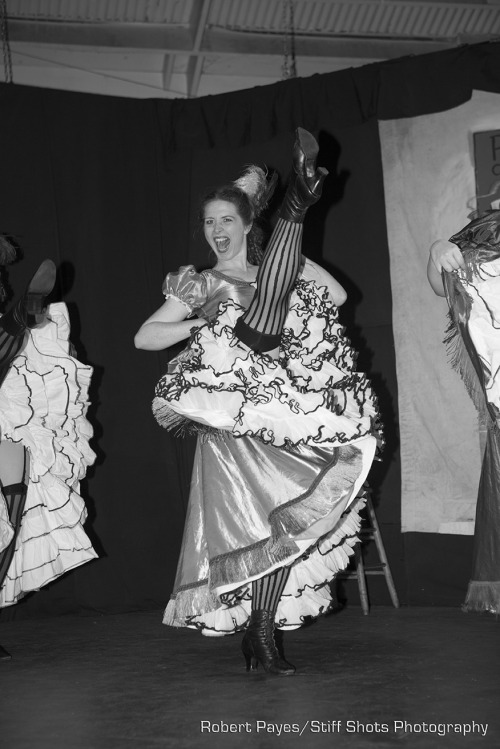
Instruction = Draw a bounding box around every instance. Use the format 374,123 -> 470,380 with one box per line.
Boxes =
338,493 -> 400,615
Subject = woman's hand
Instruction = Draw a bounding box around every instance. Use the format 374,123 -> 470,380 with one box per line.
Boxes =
426,239 -> 464,297
429,239 -> 465,273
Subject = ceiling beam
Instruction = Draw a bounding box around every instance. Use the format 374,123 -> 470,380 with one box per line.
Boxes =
186,0 -> 212,97
186,55 -> 205,98
6,19 -> 193,50
204,28 -> 460,59
162,53 -> 175,90
188,0 -> 212,51
6,18 -> 465,60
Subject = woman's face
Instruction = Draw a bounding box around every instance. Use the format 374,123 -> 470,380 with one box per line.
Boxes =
203,199 -> 251,263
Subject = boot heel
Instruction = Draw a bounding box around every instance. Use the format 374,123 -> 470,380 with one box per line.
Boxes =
241,636 -> 258,672
311,166 -> 328,198
243,655 -> 258,671
26,260 -> 57,317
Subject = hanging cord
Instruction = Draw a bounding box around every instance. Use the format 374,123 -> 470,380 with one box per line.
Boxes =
0,0 -> 13,84
282,0 -> 297,80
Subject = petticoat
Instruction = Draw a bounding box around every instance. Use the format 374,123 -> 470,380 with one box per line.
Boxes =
153,278 -> 380,450
0,303 -> 97,607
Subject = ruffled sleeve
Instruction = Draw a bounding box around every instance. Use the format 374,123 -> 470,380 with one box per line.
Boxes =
162,265 -> 208,315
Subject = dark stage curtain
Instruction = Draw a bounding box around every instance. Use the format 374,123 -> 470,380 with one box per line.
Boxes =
0,41 -> 499,620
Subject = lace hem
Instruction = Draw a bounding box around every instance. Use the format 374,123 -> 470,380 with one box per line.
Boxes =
462,581 -> 500,615
163,495 -> 365,635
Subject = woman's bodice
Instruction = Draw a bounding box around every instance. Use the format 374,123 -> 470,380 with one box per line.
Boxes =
162,264 -> 255,321
197,270 -> 255,319
162,258 -> 342,321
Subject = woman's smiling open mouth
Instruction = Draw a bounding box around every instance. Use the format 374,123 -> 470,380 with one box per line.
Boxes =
214,237 -> 230,252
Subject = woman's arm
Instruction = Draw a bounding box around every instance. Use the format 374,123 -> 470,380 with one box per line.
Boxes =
325,275 -> 347,306
427,255 -> 446,297
303,258 -> 347,306
427,239 -> 465,297
134,296 -> 205,351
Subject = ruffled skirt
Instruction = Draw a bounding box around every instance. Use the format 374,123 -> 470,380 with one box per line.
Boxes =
157,278 -> 380,633
0,303 -> 97,607
153,279 -> 380,449
163,431 -> 376,635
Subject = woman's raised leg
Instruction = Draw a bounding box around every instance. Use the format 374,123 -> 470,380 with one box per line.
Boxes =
234,128 -> 328,354
0,259 -> 56,387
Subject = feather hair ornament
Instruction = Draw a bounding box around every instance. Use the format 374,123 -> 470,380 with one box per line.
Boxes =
0,235 -> 16,266
233,165 -> 278,216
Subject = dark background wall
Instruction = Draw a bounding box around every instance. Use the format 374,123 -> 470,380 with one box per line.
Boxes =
0,42 -> 499,621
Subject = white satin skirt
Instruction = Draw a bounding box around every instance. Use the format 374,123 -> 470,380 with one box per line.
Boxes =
163,431 -> 376,635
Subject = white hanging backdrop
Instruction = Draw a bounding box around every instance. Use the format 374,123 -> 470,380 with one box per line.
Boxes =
379,90 -> 500,534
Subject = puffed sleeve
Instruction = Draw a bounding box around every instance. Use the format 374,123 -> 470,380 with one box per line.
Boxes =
162,265 -> 208,315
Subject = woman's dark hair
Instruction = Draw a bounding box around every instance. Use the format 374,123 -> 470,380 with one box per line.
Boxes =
199,185 -> 266,265
0,235 -> 17,305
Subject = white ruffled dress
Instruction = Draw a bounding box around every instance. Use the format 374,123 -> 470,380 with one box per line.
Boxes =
0,303 -> 97,607
155,259 -> 380,635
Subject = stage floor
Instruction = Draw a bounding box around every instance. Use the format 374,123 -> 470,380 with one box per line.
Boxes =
1,605 -> 498,749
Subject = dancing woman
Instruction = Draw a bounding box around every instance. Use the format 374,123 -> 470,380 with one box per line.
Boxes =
0,242 -> 97,660
428,210 -> 500,615
135,129 -> 381,674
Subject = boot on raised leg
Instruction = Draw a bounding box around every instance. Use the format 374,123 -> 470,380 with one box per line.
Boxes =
278,127 -> 329,224
0,260 -> 56,384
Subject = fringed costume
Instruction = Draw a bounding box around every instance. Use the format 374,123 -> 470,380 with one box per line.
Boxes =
443,209 -> 500,615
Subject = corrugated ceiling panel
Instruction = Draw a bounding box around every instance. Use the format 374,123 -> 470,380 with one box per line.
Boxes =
6,0 -> 500,37
209,0 -> 500,39
6,0 -> 194,24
